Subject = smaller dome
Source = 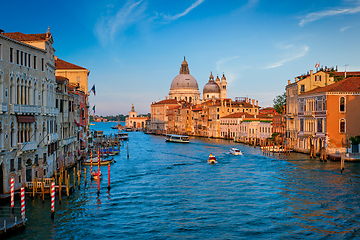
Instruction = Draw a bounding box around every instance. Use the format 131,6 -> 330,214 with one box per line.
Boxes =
221,73 -> 226,81
203,81 -> 220,94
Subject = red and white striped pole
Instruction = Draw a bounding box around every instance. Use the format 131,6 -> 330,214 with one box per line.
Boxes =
51,182 -> 55,219
21,187 -> 25,220
11,177 -> 14,212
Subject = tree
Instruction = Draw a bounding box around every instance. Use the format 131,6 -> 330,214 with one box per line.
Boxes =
273,92 -> 286,114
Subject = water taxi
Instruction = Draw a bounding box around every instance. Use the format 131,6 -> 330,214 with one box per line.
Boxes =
208,154 -> 217,164
84,158 -> 114,166
165,134 -> 190,143
260,146 -> 292,153
230,148 -> 242,155
116,131 -> 129,141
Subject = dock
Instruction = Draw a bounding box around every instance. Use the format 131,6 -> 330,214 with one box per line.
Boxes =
0,217 -> 26,236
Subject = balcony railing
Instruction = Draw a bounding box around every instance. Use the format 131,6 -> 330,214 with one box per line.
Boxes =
37,106 -> 42,114
0,103 -> 7,113
62,136 -> 76,146
10,104 -> 20,114
52,107 -> 59,116
46,133 -> 59,144
17,141 -> 37,152
304,111 -> 314,117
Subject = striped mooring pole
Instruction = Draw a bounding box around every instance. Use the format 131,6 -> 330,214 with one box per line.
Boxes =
11,177 -> 14,212
51,182 -> 55,219
21,187 -> 25,220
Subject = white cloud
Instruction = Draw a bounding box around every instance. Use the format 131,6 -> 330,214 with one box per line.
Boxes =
95,0 -> 147,46
265,45 -> 309,69
299,4 -> 360,26
216,56 -> 239,71
340,26 -> 352,31
164,0 -> 205,21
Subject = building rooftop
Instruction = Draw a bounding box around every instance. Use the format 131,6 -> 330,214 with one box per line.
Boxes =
301,77 -> 360,95
55,57 -> 87,70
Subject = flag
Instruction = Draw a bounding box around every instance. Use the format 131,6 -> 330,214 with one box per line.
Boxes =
315,62 -> 320,68
90,84 -> 96,95
74,119 -> 80,127
92,105 -> 95,114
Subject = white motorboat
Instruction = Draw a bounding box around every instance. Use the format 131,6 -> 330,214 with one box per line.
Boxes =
116,131 -> 129,141
165,134 -> 190,143
230,148 -> 242,155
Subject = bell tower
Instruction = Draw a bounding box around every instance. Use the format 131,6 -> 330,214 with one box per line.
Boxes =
220,73 -> 227,99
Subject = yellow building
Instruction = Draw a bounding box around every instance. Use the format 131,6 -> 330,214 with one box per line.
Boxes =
286,69 -> 336,150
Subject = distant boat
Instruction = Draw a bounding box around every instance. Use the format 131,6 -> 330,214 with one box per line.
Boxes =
165,134 -> 190,143
230,148 -> 242,155
84,158 -> 114,166
208,154 -> 217,164
260,146 -> 292,153
125,127 -> 132,132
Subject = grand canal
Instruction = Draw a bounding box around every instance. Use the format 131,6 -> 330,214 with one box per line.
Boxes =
7,122 -> 360,239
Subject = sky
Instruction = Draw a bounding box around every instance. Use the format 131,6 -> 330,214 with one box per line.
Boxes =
1,0 -> 360,116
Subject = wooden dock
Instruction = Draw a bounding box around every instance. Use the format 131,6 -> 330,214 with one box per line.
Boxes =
0,217 -> 26,236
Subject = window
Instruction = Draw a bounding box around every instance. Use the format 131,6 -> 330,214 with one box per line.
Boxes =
340,119 -> 345,133
24,52 -> 27,66
43,153 -> 47,164
10,159 -> 15,172
223,85 -> 226,89
0,43 -> 2,60
300,119 -> 304,131
41,58 -> 44,71
28,54 -> 31,68
16,50 -> 20,64
18,157 -> 22,170
317,119 -> 322,133
340,97 -> 345,112
10,47 -> 13,63
35,154 -> 39,166
300,85 -> 305,93
33,56 -> 37,69
21,51 -> 23,65
315,75 -> 321,81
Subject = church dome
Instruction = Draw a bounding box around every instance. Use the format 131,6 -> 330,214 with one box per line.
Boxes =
170,74 -> 199,90
170,57 -> 199,90
203,80 -> 220,94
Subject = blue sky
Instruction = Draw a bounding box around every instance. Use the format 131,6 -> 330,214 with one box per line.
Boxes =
2,0 -> 360,115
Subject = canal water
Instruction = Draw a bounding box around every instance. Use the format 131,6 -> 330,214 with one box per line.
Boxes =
6,122 -> 360,239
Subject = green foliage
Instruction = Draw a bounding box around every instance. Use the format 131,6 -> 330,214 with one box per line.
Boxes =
273,92 -> 286,114
349,136 -> 360,145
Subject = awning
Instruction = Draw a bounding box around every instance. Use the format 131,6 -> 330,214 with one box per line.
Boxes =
17,116 -> 35,123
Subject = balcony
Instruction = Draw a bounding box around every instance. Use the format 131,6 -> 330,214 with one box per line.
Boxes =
17,141 -> 37,152
46,133 -> 59,144
304,111 -> 315,117
63,111 -> 68,118
36,106 -> 42,115
19,105 -> 37,114
62,136 -> 76,146
9,104 -> 20,114
42,106 -> 51,115
52,107 -> 59,116
0,103 -> 7,113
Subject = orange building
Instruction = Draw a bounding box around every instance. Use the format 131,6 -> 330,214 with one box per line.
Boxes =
298,77 -> 360,155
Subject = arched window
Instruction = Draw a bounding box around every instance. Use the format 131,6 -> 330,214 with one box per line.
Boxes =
340,97 -> 345,112
340,119 -> 345,133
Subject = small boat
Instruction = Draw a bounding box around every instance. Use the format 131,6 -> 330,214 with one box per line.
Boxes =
83,158 -> 114,166
208,154 -> 217,164
165,134 -> 190,143
116,131 -> 129,141
125,127 -> 132,132
111,126 -> 118,129
91,170 -> 102,180
230,148 -> 242,155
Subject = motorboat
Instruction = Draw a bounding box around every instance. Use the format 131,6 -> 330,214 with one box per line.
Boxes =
125,127 -> 133,132
230,148 -> 242,155
116,131 -> 129,141
165,134 -> 190,143
91,170 -> 102,180
208,154 -> 217,164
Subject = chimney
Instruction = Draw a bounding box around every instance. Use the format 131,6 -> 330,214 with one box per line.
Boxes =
55,56 -> 58,60
256,100 -> 258,106
252,99 -> 255,108
295,77 -> 298,82
230,101 -> 232,107
288,80 -> 291,85
310,70 -> 313,75
249,98 -> 251,103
